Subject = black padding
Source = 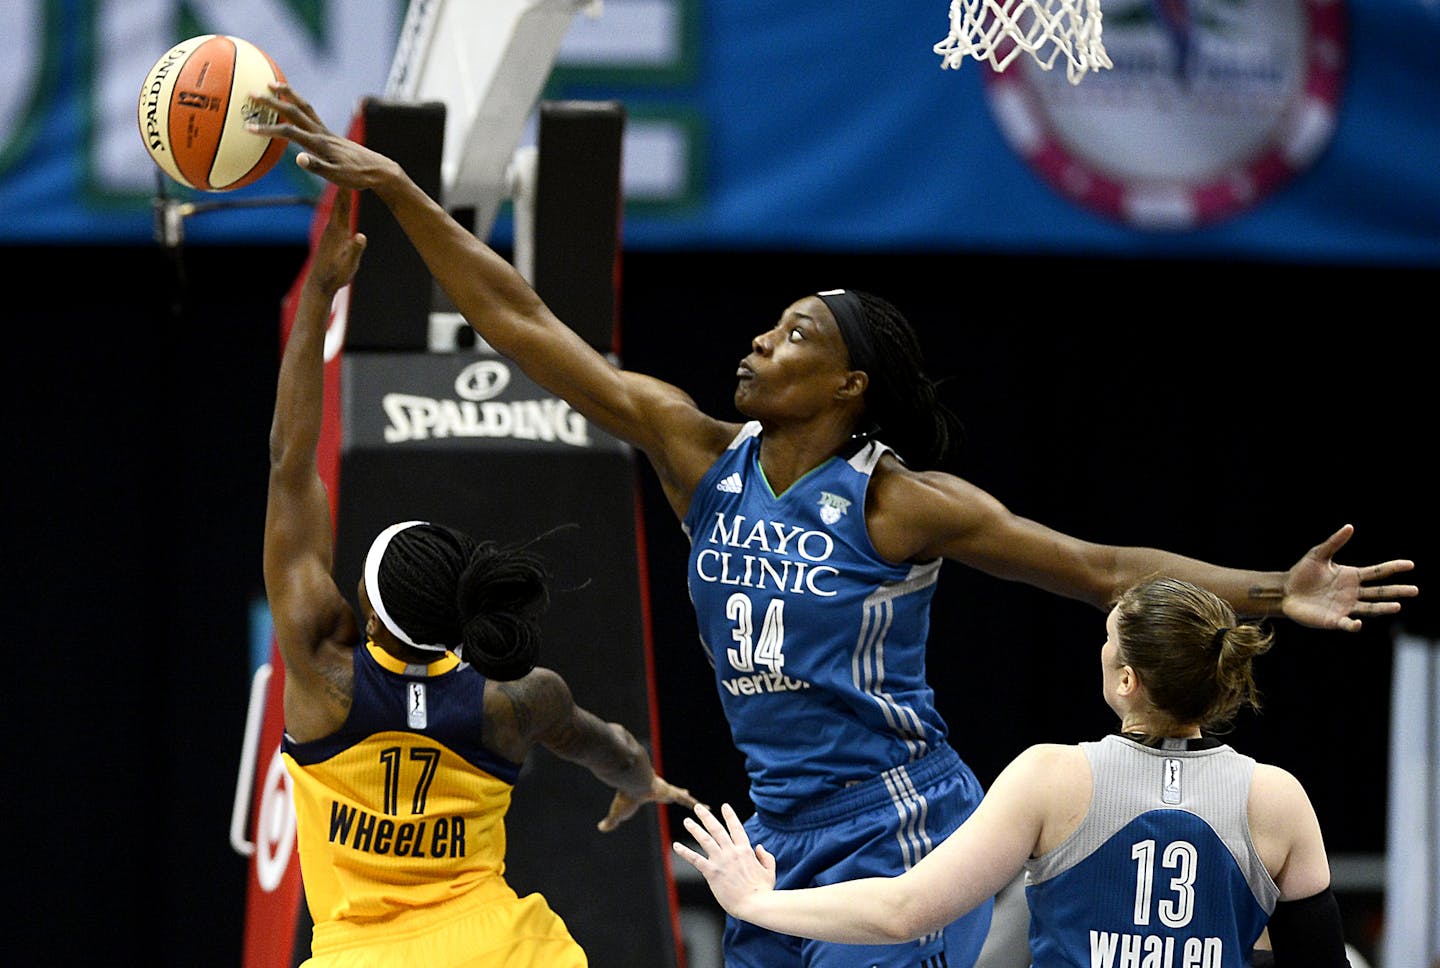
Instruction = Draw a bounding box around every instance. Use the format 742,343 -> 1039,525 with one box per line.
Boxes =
331,351 -> 679,968
532,100 -> 625,354
347,99 -> 447,351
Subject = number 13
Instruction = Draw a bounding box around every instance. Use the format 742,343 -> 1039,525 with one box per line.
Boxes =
1131,839 -> 1197,928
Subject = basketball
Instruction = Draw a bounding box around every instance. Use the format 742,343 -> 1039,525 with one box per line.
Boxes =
137,34 -> 288,192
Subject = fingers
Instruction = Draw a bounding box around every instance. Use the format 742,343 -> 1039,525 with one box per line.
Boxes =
660,779 -> 700,809
1361,587 -> 1419,605
721,802 -> 751,846
598,804 -> 635,832
1362,562 -> 1417,584
598,794 -> 632,832
682,814 -> 722,858
327,188 -> 353,229
674,803 -> 770,893
247,85 -> 327,146
265,81 -> 321,123
755,843 -> 777,874
1312,523 -> 1354,559
696,802 -> 730,843
254,81 -> 317,125
599,780 -> 701,834
297,152 -> 348,183
682,802 -> 745,855
672,840 -> 705,871
597,790 -> 642,833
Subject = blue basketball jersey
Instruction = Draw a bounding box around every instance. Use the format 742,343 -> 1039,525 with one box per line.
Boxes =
1023,735 -> 1278,968
682,422 -> 948,814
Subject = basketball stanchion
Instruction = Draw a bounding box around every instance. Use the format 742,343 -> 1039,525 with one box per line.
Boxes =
149,171 -> 314,318
150,172 -> 315,249
933,0 -> 1112,84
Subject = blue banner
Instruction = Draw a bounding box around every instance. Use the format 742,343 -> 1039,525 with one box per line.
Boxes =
2,0 -> 1437,262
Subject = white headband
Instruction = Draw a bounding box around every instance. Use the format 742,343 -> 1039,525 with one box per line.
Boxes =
363,520 -> 448,653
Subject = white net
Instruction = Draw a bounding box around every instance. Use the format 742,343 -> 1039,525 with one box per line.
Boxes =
933,0 -> 1112,85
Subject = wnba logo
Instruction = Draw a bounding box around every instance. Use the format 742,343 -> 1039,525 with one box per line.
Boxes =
176,91 -> 222,110
984,0 -> 1346,228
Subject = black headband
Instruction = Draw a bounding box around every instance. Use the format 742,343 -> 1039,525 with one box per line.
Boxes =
816,289 -> 877,376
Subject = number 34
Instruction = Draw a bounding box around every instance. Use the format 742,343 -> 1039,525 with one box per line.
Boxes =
725,592 -> 786,674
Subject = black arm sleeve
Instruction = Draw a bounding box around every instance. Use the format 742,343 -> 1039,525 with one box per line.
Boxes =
1265,887 -> 1351,968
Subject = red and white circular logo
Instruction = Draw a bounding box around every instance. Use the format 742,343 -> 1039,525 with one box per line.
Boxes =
985,0 -> 1346,228
255,744 -> 297,892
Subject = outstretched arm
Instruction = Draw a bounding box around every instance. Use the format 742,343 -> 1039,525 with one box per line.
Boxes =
263,188 -> 368,740
673,744 -> 1060,944
874,467 -> 1416,631
249,84 -> 733,511
489,669 -> 699,831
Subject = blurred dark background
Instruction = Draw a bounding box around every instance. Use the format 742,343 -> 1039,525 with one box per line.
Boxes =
10,237 -> 1431,965
8,0 -> 1439,963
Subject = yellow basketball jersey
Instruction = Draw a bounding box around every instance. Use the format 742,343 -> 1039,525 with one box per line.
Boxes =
283,644 -> 529,927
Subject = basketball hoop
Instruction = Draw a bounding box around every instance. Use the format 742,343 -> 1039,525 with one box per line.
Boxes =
933,0 -> 1112,84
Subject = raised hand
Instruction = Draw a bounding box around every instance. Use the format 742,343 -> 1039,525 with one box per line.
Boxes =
1282,524 -> 1417,632
672,803 -> 777,915
247,82 -> 401,191
307,184 -> 366,297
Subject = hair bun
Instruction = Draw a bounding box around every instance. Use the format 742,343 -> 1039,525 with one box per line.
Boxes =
460,615 -> 540,681
455,543 -> 551,680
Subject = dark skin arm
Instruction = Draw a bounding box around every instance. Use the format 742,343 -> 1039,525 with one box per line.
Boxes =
484,668 -> 700,831
253,87 -> 1417,634
249,83 -> 734,517
262,197 -> 698,828
262,188 -> 368,742
868,461 -> 1417,628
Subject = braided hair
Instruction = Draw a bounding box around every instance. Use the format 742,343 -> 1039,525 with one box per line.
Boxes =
842,290 -> 963,470
371,523 -> 550,681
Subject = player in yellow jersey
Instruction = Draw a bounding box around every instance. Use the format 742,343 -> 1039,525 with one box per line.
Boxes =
263,187 -> 698,967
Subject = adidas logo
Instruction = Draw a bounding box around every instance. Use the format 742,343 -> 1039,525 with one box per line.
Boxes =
717,472 -> 744,494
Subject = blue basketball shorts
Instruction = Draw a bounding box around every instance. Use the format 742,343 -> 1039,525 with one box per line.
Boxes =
722,743 -> 992,968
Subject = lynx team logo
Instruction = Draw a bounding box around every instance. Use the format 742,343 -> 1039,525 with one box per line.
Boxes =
817,491 -> 852,526
985,0 -> 1346,228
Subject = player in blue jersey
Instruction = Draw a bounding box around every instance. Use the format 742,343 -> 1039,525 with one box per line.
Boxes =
675,575 -> 1352,967
252,86 -> 1415,967
264,188 -> 696,967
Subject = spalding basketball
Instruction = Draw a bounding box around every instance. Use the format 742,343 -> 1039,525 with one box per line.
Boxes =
137,34 -> 287,192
